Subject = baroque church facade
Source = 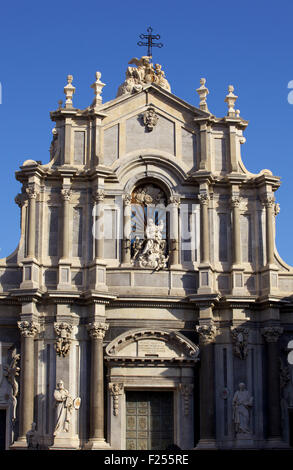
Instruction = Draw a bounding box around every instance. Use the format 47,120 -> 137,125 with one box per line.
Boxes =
0,55 -> 293,450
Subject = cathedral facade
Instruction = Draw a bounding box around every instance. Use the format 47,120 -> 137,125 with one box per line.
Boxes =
0,56 -> 293,450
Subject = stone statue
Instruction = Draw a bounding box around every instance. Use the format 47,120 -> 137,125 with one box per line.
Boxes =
137,218 -> 168,270
232,383 -> 253,435
117,56 -> 171,97
4,347 -> 20,424
53,380 -> 80,436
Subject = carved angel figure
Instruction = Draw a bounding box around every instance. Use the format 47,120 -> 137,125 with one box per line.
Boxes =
117,56 -> 171,96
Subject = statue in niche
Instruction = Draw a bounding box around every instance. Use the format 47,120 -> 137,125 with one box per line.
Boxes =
53,380 -> 81,436
232,382 -> 253,435
137,218 -> 168,270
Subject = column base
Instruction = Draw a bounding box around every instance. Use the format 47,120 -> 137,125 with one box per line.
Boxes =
265,437 -> 289,449
194,439 -> 217,450
10,437 -> 28,450
83,438 -> 111,450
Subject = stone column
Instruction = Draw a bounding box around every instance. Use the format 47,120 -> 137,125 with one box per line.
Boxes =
87,322 -> 109,448
122,194 -> 131,264
231,195 -> 241,265
263,196 -> 275,266
196,323 -> 217,448
61,188 -> 71,259
93,189 -> 105,259
169,196 -> 180,266
17,321 -> 39,444
26,187 -> 38,258
262,326 -> 283,442
198,193 -> 210,264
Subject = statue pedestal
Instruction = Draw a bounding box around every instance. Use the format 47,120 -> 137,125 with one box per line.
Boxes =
234,433 -> 254,448
49,434 -> 80,450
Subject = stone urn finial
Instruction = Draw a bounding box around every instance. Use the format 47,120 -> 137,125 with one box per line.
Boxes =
91,71 -> 106,108
64,74 -> 75,108
224,84 -> 238,117
196,77 -> 209,111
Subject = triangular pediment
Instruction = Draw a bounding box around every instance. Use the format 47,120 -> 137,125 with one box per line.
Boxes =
101,83 -> 210,121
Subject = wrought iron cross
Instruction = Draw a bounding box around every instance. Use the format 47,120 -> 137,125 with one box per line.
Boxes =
137,27 -> 163,58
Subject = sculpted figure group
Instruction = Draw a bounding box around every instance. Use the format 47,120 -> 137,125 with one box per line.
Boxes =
117,56 -> 171,96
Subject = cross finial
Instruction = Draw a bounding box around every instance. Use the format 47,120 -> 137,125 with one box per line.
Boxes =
137,27 -> 163,58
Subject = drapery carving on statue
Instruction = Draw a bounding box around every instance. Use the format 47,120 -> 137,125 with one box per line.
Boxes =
117,56 -> 171,97
3,346 -> 20,424
53,380 -> 81,436
232,382 -> 253,436
132,218 -> 168,270
105,329 -> 199,362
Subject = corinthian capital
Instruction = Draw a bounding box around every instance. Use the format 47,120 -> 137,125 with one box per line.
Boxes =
26,186 -> 39,200
87,322 -> 109,340
124,194 -> 132,206
61,188 -> 72,201
17,321 -> 40,338
198,192 -> 210,206
261,195 -> 275,208
231,195 -> 241,208
262,326 -> 283,343
93,189 -> 105,203
169,195 -> 181,207
196,324 -> 217,344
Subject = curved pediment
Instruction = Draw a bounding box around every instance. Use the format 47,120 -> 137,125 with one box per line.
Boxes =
105,328 -> 199,363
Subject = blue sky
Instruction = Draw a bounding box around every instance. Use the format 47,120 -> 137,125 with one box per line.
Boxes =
0,0 -> 293,265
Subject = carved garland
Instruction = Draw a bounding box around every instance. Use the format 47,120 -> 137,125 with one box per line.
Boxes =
109,383 -> 124,416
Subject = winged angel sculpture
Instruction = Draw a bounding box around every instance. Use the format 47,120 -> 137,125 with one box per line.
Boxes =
117,56 -> 171,96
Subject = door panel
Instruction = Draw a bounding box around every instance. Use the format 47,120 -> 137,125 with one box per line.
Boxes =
126,391 -> 174,450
